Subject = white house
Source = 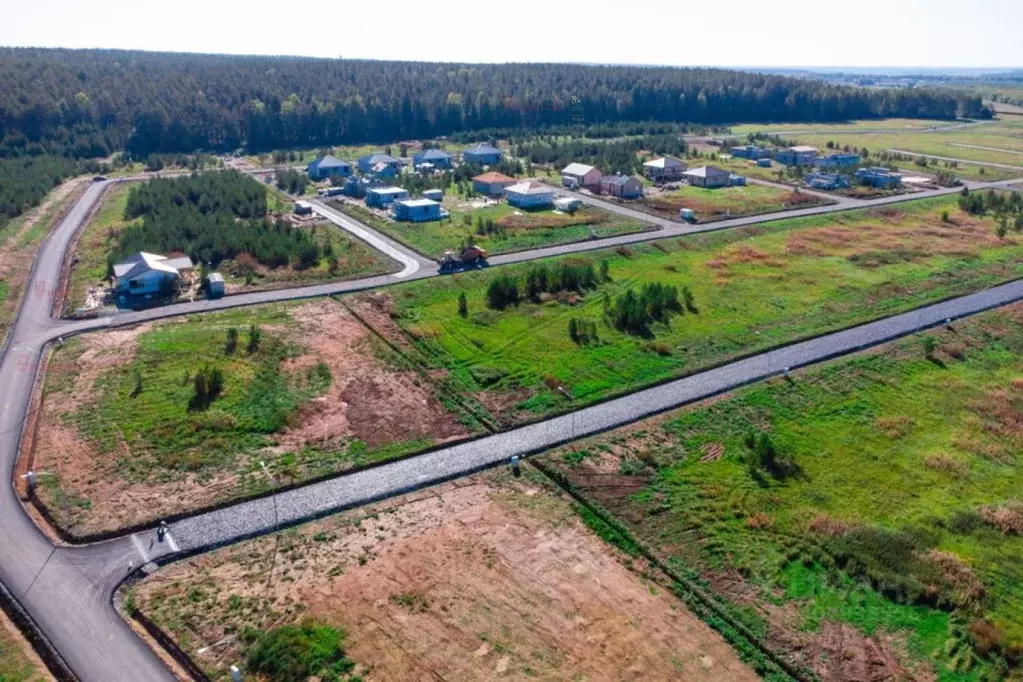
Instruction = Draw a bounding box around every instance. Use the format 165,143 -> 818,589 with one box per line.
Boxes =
505,181 -> 554,209
561,163 -> 602,189
113,252 -> 193,299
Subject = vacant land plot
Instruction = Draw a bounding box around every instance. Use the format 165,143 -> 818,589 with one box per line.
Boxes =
641,183 -> 827,222
129,472 -> 760,682
541,303 -> 1023,681
362,195 -> 1022,427
0,177 -> 86,342
65,177 -> 393,313
0,610 -> 52,682
32,298 -> 479,535
335,198 -> 653,258
729,118 -> 971,135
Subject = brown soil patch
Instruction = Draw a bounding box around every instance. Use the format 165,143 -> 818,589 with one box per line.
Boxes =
134,475 -> 758,682
272,299 -> 467,451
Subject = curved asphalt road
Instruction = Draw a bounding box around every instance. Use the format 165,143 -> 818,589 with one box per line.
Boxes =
0,173 -> 1022,681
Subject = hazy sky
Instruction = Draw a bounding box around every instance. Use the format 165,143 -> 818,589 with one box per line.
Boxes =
3,0 -> 1022,68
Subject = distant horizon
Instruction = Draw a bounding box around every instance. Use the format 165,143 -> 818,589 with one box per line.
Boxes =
3,0 -> 1021,70
2,46 -> 1021,76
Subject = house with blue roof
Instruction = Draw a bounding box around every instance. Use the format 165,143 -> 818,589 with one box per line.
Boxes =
307,155 -> 353,181
805,172 -> 850,190
358,153 -> 401,174
817,153 -> 862,170
462,143 -> 503,166
855,167 -> 902,189
365,186 -> 410,208
412,148 -> 453,169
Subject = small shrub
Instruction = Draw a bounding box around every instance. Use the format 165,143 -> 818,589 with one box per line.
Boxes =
225,327 -> 239,355
457,292 -> 468,318
245,623 -> 355,682
247,324 -> 262,354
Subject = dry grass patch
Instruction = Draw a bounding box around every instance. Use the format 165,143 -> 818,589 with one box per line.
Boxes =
132,475 -> 759,682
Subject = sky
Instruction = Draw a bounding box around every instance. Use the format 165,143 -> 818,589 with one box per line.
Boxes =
3,0 -> 1022,69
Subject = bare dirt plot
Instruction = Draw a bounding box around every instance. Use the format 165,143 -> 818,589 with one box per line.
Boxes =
31,298 -> 473,536
131,473 -> 759,682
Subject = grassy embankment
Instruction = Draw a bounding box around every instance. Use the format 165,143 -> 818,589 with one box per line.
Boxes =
336,199 -> 652,258
0,178 -> 85,341
369,195 -> 1023,426
542,303 -> 1023,681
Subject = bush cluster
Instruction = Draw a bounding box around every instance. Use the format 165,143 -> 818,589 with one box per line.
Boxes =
609,283 -> 685,336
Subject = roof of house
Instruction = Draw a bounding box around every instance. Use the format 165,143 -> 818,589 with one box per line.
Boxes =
787,145 -> 818,153
308,155 -> 351,169
395,198 -> 441,208
643,156 -> 684,169
601,174 -> 640,186
360,152 -> 399,164
372,162 -> 396,173
473,171 -> 516,183
683,165 -> 729,179
367,186 -> 410,195
562,163 -> 598,176
463,143 -> 502,155
207,273 -> 225,284
506,181 -> 553,196
113,252 -> 193,280
415,149 -> 452,160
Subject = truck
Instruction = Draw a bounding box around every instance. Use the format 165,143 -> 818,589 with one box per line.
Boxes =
438,245 -> 488,272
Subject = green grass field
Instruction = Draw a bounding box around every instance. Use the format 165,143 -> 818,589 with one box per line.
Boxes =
335,198 -> 653,258
729,118 -> 968,135
731,119 -> 1023,181
66,182 -> 394,313
641,182 -> 827,221
542,303 -> 1023,680
36,299 -> 482,533
367,195 -> 1022,427
0,622 -> 47,682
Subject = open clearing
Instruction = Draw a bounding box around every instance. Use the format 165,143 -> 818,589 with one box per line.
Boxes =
65,181 -> 394,314
0,177 -> 86,342
32,297 -> 478,536
0,609 -> 52,682
732,118 -> 1023,181
129,471 -> 759,682
541,303 -> 1023,681
640,182 -> 828,222
335,198 -> 653,258
364,194 -> 1022,427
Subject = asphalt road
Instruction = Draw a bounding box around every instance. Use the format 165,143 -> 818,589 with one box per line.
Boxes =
0,172 -> 1021,681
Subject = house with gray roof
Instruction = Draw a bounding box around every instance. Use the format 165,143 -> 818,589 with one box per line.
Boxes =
358,153 -> 401,173
462,143 -> 503,166
412,148 -> 453,169
306,155 -> 353,181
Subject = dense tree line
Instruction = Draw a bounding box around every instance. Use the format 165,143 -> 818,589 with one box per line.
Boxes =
486,260 -> 601,309
517,134 -> 688,174
0,155 -> 81,229
0,48 -> 988,159
115,171 -> 323,270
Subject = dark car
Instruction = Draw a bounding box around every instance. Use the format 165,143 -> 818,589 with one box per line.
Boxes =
92,175 -> 107,182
